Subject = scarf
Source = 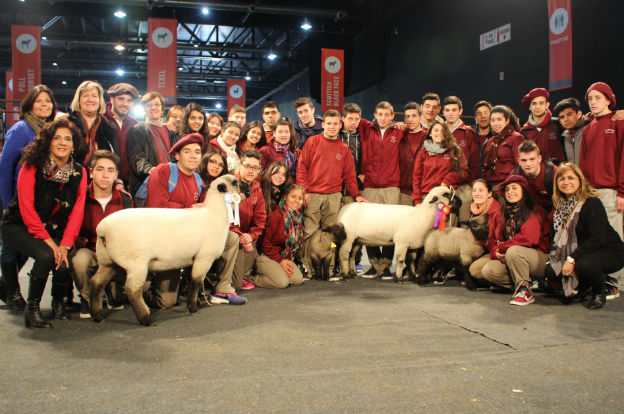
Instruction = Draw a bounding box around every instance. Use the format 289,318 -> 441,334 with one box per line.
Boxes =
217,135 -> 240,174
423,139 -> 447,156
146,118 -> 165,128
24,112 -> 46,135
502,202 -> 522,241
279,199 -> 304,260
273,142 -> 298,177
528,110 -> 552,129
549,197 -> 584,296
471,197 -> 493,217
80,113 -> 102,165
42,155 -> 74,184
482,125 -> 515,173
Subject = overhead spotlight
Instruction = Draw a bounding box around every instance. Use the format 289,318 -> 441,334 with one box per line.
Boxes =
202,7 -> 209,15
267,52 -> 277,60
193,43 -> 199,48
114,44 -> 125,52
115,68 -> 125,76
41,36 -> 47,40
300,21 -> 312,31
244,75 -> 251,81
178,67 -> 184,71
52,62 -> 58,66
215,103 -> 222,109
61,81 -> 67,85
114,10 -> 126,18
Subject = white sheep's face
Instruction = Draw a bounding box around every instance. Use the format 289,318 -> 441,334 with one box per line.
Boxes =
425,185 -> 453,206
213,174 -> 240,194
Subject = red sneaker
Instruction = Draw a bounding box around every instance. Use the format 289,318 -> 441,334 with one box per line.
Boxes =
510,288 -> 535,306
241,279 -> 256,290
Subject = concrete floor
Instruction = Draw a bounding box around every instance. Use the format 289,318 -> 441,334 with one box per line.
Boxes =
1,259 -> 623,414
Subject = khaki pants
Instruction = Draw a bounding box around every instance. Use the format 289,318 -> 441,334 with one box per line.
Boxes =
481,246 -> 548,290
304,192 -> 343,238
341,195 -> 355,206
214,231 -> 240,294
399,192 -> 413,207
596,188 -> 624,282
468,254 -> 490,279
143,269 -> 182,310
362,187 -> 400,273
251,254 -> 303,289
231,246 -> 259,291
71,247 -> 126,303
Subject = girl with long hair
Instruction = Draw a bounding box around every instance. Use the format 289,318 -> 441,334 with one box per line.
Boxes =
258,118 -> 299,178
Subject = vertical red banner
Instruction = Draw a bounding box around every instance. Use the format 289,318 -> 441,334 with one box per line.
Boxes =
5,71 -> 18,127
548,0 -> 572,91
321,48 -> 344,112
227,79 -> 246,112
148,18 -> 177,101
11,25 -> 41,102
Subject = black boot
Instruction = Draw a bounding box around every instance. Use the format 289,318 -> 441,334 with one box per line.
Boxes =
588,274 -> 607,310
25,275 -> 52,328
1,262 -> 25,310
51,283 -> 71,320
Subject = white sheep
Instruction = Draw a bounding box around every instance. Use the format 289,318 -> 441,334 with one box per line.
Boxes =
88,174 -> 240,326
337,185 -> 455,283
412,214 -> 490,289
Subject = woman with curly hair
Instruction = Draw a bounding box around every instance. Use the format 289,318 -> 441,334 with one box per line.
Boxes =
260,161 -> 293,220
1,118 -> 87,328
412,120 -> 466,204
180,103 -> 209,148
238,120 -> 267,154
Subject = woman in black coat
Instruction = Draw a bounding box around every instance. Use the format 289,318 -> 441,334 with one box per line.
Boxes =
546,162 -> 624,309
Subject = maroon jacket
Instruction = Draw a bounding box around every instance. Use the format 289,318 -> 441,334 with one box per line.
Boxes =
580,113 -> 624,197
231,174 -> 267,244
261,207 -> 298,262
451,121 -> 480,183
412,147 -> 465,204
482,130 -> 525,185
358,118 -> 403,188
102,102 -> 137,183
76,183 -> 132,251
487,205 -> 550,258
518,162 -> 556,214
398,128 -> 427,195
520,112 -> 565,161
145,163 -> 202,209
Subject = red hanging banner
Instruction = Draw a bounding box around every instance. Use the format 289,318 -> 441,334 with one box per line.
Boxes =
148,18 -> 177,101
5,71 -> 18,127
11,25 -> 41,102
547,0 -> 572,91
321,48 -> 344,112
227,79 -> 246,112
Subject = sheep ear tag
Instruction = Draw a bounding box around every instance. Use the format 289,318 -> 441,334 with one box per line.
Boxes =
224,192 -> 242,226
433,201 -> 451,230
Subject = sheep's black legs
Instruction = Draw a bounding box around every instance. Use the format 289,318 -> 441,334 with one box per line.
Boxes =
89,264 -> 116,322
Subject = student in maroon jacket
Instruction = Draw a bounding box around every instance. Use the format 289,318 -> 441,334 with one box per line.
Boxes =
421,92 -> 444,129
474,100 -> 493,148
259,118 -> 300,178
298,110 -> 366,240
71,150 -> 132,318
481,105 -> 525,196
102,83 -> 139,184
579,82 -> 624,276
515,140 -> 556,215
209,121 -> 242,174
443,95 -> 479,222
481,175 -> 550,306
398,102 -> 427,206
358,101 -> 404,278
412,121 -> 466,204
468,179 -> 502,281
210,150 -> 267,302
519,87 -> 565,162
251,184 -> 306,288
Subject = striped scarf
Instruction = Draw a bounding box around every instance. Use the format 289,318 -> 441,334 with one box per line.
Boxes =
273,142 -> 298,177
279,199 -> 304,260
503,202 -> 522,241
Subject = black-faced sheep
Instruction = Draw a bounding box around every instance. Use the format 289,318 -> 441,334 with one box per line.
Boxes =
336,186 -> 455,283
300,223 -> 346,281
89,175 -> 240,326
412,214 -> 490,290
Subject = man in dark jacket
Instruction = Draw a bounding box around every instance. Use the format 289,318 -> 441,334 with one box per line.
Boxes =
294,97 -> 324,149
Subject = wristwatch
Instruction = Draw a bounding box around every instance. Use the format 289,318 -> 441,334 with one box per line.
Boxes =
566,256 -> 575,264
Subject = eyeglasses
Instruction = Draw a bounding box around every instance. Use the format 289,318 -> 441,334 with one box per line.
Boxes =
145,102 -> 162,108
208,159 -> 225,168
242,164 -> 260,172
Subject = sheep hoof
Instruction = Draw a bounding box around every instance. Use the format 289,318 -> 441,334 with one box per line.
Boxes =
138,315 -> 154,326
91,312 -> 105,323
187,302 -> 199,314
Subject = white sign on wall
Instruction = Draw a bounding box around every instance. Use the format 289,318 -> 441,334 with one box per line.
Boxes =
480,23 -> 511,51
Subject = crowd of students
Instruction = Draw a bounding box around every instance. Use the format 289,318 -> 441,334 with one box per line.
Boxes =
0,79 -> 623,329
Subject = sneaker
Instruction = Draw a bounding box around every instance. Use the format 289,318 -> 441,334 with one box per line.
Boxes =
79,298 -> 91,319
361,267 -> 377,279
380,269 -> 394,280
510,287 -> 535,306
197,292 -> 211,307
209,292 -> 247,305
606,286 -> 620,300
328,275 -> 341,282
241,279 -> 256,290
355,264 -> 365,275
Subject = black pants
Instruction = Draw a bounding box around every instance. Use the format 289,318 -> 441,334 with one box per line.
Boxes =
1,223 -> 72,300
546,248 -> 624,292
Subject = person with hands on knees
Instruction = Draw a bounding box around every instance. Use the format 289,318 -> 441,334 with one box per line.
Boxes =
480,175 -> 551,306
250,184 -> 306,288
544,163 -> 624,309
1,118 -> 87,328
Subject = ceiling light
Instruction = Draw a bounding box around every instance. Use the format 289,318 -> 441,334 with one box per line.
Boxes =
178,67 -> 184,71
244,75 -> 251,81
300,21 -> 312,30
114,44 -> 125,52
41,36 -> 47,40
115,69 -> 125,76
215,103 -> 222,109
267,52 -> 277,60
52,62 -> 58,66
194,43 -> 199,48
132,105 -> 145,118
202,7 -> 209,15
61,81 -> 67,85
114,10 -> 126,18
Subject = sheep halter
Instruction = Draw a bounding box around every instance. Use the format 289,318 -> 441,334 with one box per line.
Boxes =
433,201 -> 451,230
224,193 -> 241,225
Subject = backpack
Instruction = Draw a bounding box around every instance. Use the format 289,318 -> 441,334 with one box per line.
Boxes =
134,162 -> 203,203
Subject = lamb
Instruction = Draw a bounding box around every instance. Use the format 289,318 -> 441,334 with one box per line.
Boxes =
300,223 -> 346,281
412,214 -> 490,290
88,174 -> 240,326
337,185 -> 455,283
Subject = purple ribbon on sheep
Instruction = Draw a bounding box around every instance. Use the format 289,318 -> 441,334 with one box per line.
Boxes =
433,201 -> 451,230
